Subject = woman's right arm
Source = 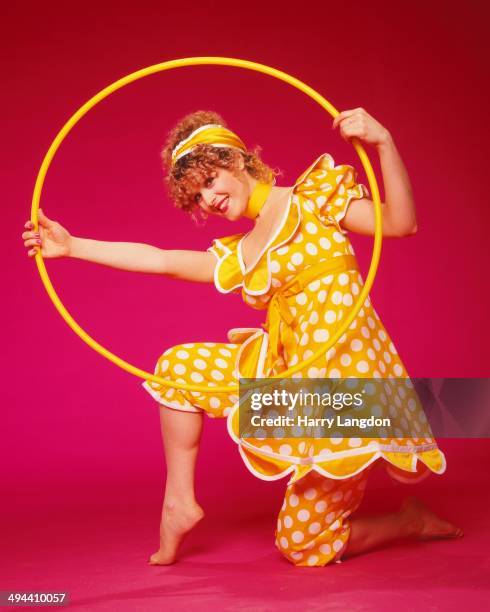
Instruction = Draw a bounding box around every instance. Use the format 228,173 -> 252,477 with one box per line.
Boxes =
22,209 -> 216,283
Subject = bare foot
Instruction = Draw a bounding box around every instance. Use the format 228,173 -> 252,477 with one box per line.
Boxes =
148,501 -> 205,566
401,496 -> 464,541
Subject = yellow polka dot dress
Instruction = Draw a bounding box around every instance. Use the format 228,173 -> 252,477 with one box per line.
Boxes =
142,153 -> 446,564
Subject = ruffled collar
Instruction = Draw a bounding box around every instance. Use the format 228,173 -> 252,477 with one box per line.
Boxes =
212,155 -> 327,296
213,192 -> 300,296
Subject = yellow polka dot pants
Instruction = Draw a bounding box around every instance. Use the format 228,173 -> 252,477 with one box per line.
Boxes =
143,342 -> 372,567
275,468 -> 371,566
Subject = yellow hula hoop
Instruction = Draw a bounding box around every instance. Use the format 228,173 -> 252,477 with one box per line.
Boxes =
31,56 -> 383,394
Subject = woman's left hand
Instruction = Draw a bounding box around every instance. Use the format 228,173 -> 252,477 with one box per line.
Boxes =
332,108 -> 391,147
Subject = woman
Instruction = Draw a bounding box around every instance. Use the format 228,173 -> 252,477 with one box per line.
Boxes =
22,109 -> 462,568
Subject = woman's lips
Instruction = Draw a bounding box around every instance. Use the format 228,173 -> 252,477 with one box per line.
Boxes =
216,196 -> 228,213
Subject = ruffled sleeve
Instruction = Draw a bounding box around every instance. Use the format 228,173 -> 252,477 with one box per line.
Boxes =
206,232 -> 244,294
295,153 -> 370,228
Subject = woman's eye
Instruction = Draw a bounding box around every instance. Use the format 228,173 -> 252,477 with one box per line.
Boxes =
204,176 -> 215,188
194,193 -> 202,203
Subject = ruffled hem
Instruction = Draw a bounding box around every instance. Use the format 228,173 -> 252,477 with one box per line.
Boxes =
234,439 -> 446,486
141,380 -> 202,413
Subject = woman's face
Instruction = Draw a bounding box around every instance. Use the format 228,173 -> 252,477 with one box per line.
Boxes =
193,160 -> 251,221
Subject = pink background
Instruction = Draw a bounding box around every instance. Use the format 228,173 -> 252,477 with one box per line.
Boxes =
3,1 -> 489,609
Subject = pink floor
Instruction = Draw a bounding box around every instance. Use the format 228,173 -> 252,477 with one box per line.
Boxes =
2,442 -> 489,611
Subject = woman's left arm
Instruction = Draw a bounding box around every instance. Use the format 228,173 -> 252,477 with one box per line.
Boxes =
332,108 -> 418,238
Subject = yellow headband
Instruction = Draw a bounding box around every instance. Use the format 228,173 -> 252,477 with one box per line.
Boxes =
171,124 -> 247,165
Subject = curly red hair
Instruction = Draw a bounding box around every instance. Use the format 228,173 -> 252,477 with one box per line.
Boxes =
161,111 -> 278,222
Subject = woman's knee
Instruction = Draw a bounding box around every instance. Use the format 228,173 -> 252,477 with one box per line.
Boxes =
274,534 -> 340,567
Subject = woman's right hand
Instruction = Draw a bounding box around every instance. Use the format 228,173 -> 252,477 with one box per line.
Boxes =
22,209 -> 72,258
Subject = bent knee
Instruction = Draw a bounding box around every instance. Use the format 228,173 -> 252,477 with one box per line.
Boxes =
275,534 -> 345,567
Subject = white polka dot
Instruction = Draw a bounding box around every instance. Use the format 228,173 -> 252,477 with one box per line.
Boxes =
367,348 -> 376,360
315,500 -> 327,512
305,222 -> 318,234
308,280 -> 321,292
332,539 -> 344,552
211,370 -> 224,381
319,543 -> 332,555
270,260 -> 281,273
215,358 -> 228,369
306,243 -> 318,256
289,494 -> 299,507
356,360 -> 369,373
173,363 -> 186,375
350,339 -> 363,351
340,353 -> 352,367
361,326 -> 370,338
297,509 -> 310,522
309,311 -> 319,324
393,364 -> 403,376
290,551 -> 303,561
307,554 -> 319,566
190,372 -> 204,383
291,531 -> 305,544
342,293 -> 353,306
333,231 -> 344,243
277,246 -> 289,255
319,237 -> 332,250
279,444 -> 292,456
348,437 -> 362,447
176,350 -> 190,360
338,273 -> 349,286
324,310 -> 335,324
209,397 -> 221,409
308,522 -> 321,534
219,348 -> 232,357
313,329 -> 329,343
159,359 -> 170,373
291,253 -> 304,266
304,487 -> 318,500
332,291 -> 343,305
193,359 -> 207,370
293,232 -> 304,244
279,536 -> 289,549
182,343 -> 195,348
284,515 -> 293,528
296,293 -> 307,306
318,290 -> 327,303
329,368 -> 341,378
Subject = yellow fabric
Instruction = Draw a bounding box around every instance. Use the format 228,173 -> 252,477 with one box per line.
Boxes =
276,467 -> 371,566
171,126 -> 246,165
243,182 -> 273,220
260,255 -> 358,378
142,152 -> 447,487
